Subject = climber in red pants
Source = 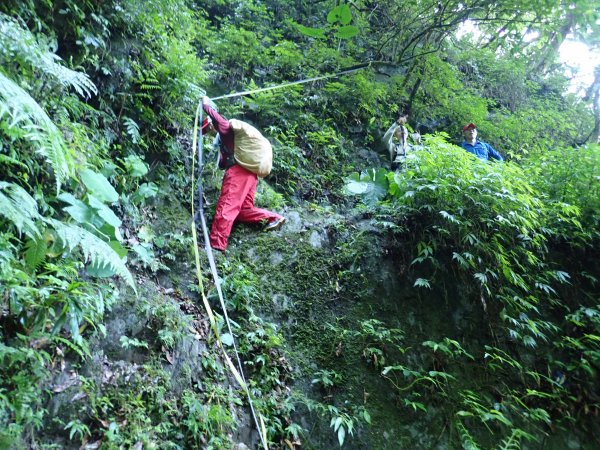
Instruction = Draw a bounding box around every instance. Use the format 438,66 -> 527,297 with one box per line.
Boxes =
201,96 -> 286,251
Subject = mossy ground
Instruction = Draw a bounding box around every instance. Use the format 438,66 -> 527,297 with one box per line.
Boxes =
221,209 -> 448,448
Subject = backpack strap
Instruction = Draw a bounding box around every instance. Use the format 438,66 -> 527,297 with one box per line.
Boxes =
216,135 -> 236,169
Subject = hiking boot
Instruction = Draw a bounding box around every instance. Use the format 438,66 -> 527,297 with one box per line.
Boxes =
264,217 -> 286,232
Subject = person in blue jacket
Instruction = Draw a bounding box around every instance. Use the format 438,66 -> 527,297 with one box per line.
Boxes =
460,123 -> 503,161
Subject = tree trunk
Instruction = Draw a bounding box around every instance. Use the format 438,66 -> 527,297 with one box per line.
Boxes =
530,12 -> 574,75
585,65 -> 600,144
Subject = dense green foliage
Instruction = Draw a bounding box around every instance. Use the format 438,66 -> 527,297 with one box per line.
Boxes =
347,137 -> 599,447
0,0 -> 598,448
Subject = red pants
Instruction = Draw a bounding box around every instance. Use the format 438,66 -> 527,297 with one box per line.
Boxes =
210,164 -> 283,251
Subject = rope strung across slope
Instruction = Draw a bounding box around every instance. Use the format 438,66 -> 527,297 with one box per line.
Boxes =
190,102 -> 268,450
210,62 -> 371,100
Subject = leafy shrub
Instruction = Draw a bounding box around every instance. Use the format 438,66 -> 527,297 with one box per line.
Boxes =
345,133 -> 599,446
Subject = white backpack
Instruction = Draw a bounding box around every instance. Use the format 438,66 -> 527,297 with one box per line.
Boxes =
230,119 -> 273,178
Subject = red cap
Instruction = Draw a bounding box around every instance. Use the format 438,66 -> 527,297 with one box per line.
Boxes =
463,123 -> 477,131
201,117 -> 211,132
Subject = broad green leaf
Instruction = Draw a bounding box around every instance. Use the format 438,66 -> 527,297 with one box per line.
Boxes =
81,169 -> 119,203
345,177 -> 370,195
334,25 -> 358,39
363,410 -> 371,424
344,168 -> 389,205
99,222 -> 124,242
88,195 -> 122,228
109,240 -> 128,259
296,24 -> 325,39
123,155 -> 149,177
327,4 -> 352,25
333,416 -> 343,431
63,203 -> 93,224
135,182 -> 159,199
337,424 -> 346,446
100,161 -> 119,179
57,192 -> 82,206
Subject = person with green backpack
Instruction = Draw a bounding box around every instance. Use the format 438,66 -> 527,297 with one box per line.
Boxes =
201,96 -> 286,252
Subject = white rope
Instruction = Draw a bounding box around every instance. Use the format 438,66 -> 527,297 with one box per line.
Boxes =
210,64 -> 370,100
191,105 -> 269,449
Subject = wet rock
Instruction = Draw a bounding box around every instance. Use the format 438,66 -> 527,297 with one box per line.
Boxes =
270,251 -> 284,265
165,334 -> 207,393
284,210 -> 304,233
308,230 -> 324,248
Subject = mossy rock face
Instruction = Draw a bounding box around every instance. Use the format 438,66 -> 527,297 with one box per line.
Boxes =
38,274 -> 240,448
213,203 -> 540,449
215,206 -> 427,448
33,183 -> 599,449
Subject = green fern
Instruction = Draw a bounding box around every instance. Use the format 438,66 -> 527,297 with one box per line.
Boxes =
495,430 -> 520,450
46,218 -> 135,290
0,14 -> 97,98
0,72 -> 73,190
24,237 -> 48,271
123,116 -> 142,145
0,153 -> 28,169
0,182 -> 132,287
138,67 -> 160,92
455,420 -> 481,450
495,429 -> 536,450
51,335 -> 90,360
0,182 -> 42,239
0,13 -> 99,191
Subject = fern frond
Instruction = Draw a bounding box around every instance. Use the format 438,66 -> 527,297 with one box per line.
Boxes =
0,153 -> 28,170
46,218 -> 135,290
24,236 -> 48,271
0,233 -> 17,268
123,117 -> 142,144
0,182 -> 42,239
455,420 -> 481,450
0,72 -> 74,189
51,335 -> 90,359
495,429 -> 531,450
41,53 -> 98,98
140,84 -> 161,91
0,14 -> 97,98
